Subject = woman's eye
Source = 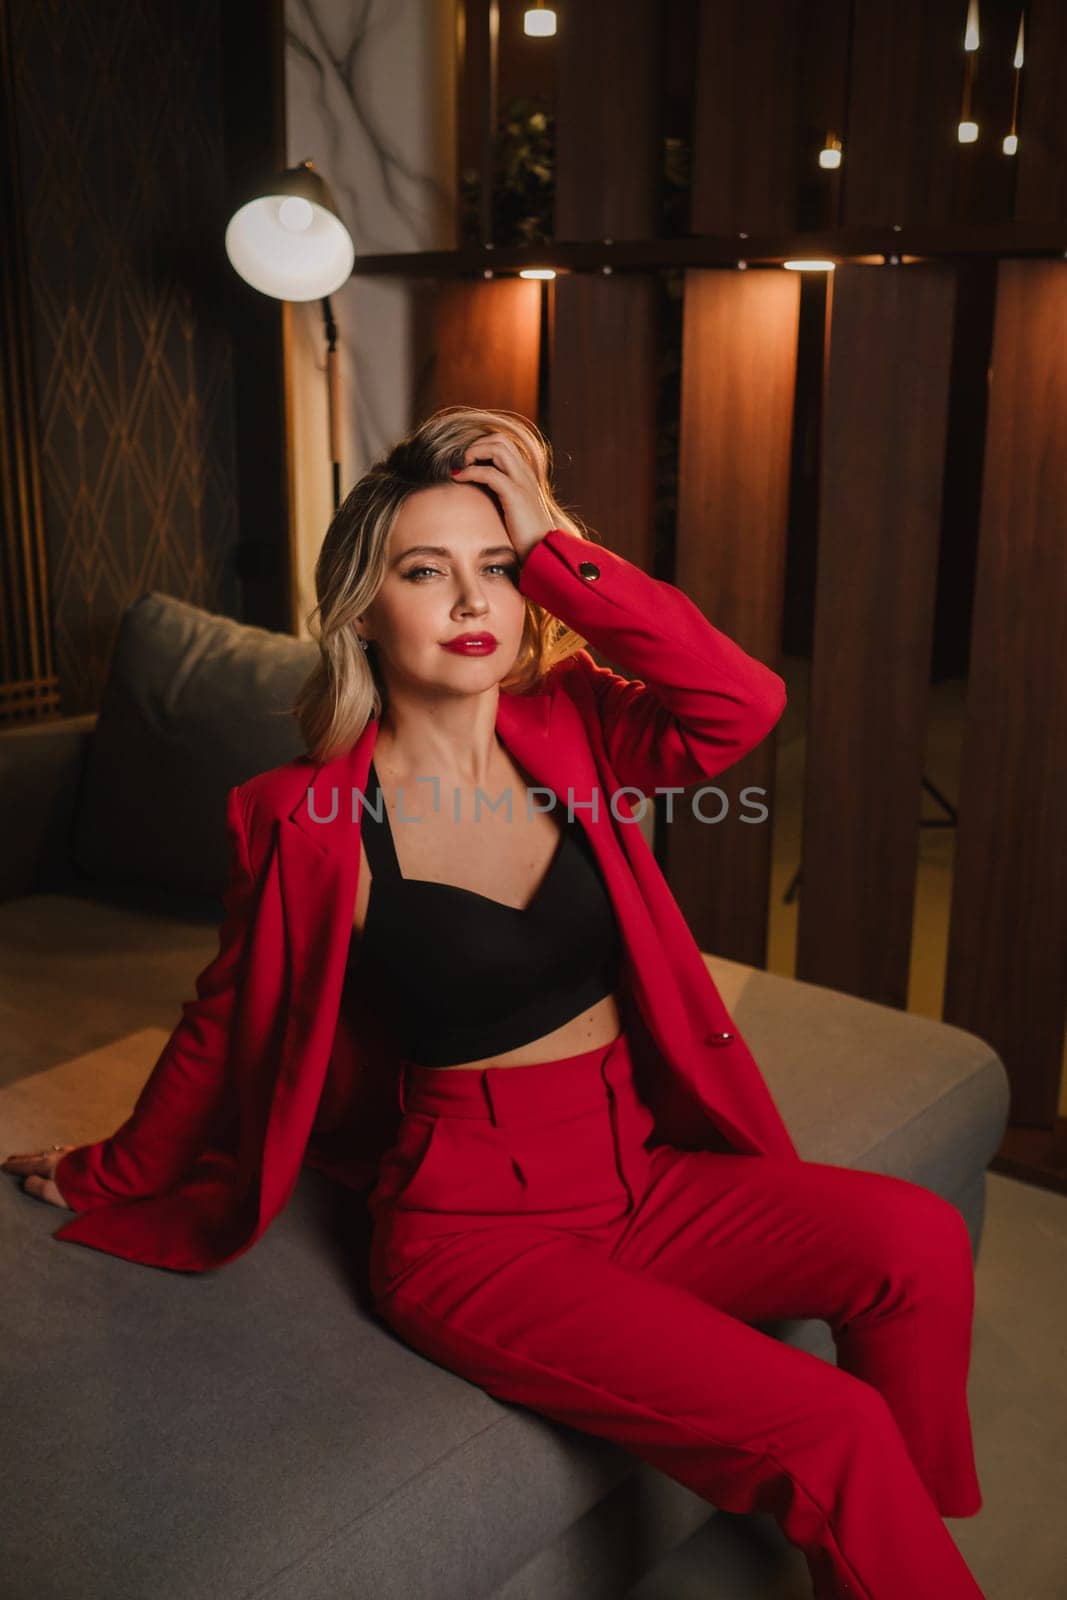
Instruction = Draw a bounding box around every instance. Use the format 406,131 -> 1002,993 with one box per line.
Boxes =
404,564 -> 518,581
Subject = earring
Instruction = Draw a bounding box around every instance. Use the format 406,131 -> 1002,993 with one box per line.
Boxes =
358,636 -> 370,652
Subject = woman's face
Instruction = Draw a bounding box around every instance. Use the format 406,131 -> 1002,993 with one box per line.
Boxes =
359,483 -> 527,699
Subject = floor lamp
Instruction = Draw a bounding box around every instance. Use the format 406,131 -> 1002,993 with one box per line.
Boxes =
225,159 -> 355,512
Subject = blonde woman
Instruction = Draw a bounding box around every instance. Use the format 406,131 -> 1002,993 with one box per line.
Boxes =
4,407 -> 984,1599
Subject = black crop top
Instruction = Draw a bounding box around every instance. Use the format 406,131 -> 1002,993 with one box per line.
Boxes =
346,759 -> 623,1067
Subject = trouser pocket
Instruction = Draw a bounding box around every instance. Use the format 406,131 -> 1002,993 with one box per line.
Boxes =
374,1113 -> 527,1218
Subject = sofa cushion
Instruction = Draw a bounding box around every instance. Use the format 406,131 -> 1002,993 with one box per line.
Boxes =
703,952 -> 1010,1212
72,592 -> 316,900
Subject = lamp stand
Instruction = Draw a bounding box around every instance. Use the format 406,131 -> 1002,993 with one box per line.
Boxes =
321,295 -> 342,511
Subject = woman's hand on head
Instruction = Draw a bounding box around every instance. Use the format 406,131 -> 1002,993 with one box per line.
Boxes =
450,434 -> 558,563
1,1145 -> 76,1210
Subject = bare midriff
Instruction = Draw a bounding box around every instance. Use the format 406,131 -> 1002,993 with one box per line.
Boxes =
352,739 -> 625,1070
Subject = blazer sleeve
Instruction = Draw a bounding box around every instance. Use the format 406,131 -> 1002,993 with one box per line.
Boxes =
517,526 -> 786,794
53,784 -> 258,1213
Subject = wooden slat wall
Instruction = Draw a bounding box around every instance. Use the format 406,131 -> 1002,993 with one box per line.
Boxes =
548,276 -> 659,571
690,0 -> 800,236
426,3 -> 1067,1135
414,277 -> 541,421
1014,0 -> 1067,224
666,268 -> 800,964
690,0 -> 900,236
549,0 -> 662,574
943,260 -> 1067,1127
797,263 -> 956,1004
454,0 -> 494,246
844,0 -> 966,228
958,0 -> 1026,226
794,0 -> 852,230
553,0 -> 661,244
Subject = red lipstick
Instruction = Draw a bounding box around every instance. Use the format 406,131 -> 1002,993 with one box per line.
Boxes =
442,632 -> 498,655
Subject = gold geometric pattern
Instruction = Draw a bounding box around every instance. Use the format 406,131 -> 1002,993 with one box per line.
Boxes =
8,0 -> 240,713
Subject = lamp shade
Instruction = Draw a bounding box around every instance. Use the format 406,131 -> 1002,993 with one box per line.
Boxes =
225,160 -> 354,301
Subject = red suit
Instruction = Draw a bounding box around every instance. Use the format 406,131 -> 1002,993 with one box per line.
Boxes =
53,524 -> 799,1266
50,526 -> 985,1598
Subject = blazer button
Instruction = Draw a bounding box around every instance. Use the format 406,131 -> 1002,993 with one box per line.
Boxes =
578,560 -> 601,581
706,1031 -> 735,1045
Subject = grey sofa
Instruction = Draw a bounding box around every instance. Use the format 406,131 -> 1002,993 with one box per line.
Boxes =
0,592 -> 1010,1600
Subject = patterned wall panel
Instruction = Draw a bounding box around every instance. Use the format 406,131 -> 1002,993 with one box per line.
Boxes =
1,0 -> 57,723
8,0 -> 241,714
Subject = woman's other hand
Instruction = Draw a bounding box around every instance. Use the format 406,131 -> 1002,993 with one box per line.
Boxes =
1,1145 -> 76,1210
450,433 -> 557,563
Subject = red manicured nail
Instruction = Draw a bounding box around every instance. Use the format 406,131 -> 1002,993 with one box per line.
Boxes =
450,468 -> 462,476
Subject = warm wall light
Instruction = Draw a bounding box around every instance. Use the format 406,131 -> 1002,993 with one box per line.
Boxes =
958,0 -> 980,143
819,134 -> 843,170
524,3 -> 557,37
1004,12 -> 1024,155
518,268 -> 556,279
782,259 -> 836,271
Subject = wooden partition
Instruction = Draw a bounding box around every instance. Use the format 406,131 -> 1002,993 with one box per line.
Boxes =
844,0 -> 974,227
943,260 -> 1067,1128
548,275 -> 659,572
666,267 -> 800,965
553,0 -> 662,244
797,262 -> 956,1005
414,276 -> 541,419
547,2 -> 662,632
352,0 -> 1067,1157
1014,0 -> 1067,223
690,0 -> 801,236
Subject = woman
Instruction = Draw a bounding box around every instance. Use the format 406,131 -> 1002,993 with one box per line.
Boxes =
4,408 -> 985,1599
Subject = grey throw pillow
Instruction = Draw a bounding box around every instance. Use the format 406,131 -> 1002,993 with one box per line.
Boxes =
72,592 -> 317,901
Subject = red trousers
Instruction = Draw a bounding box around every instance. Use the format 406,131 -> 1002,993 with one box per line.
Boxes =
367,1030 -> 986,1600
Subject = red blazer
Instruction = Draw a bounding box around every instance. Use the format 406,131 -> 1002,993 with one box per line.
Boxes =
52,526 -> 800,1273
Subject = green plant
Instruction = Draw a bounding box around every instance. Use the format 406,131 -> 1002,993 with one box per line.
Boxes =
459,96 -> 555,247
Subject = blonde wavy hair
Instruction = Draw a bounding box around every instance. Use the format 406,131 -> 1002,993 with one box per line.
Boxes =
292,406 -> 599,765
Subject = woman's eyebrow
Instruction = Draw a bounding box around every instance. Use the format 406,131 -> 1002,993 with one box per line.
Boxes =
392,545 -> 517,565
